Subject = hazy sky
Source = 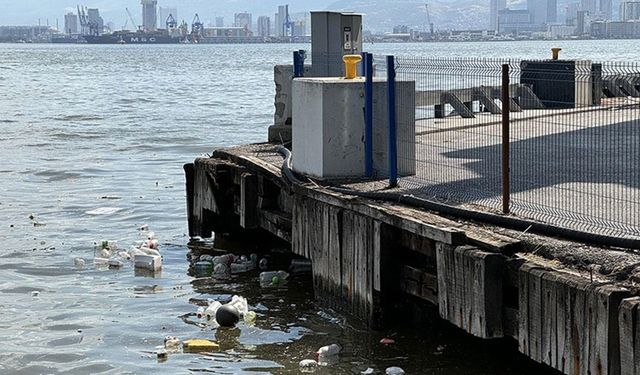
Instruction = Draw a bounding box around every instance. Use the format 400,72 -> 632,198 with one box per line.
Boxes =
0,0 -> 333,27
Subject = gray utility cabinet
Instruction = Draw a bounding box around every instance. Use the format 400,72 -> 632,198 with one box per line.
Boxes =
311,11 -> 363,78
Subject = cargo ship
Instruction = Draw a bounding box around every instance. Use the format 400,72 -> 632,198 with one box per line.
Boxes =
83,31 -> 181,44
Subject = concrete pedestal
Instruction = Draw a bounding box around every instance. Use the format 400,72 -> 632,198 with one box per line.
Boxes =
292,77 -> 416,179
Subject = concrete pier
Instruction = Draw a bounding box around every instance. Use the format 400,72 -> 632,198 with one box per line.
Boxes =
185,143 -> 640,375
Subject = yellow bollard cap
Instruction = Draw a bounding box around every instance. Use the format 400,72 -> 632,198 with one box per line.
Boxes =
343,54 -> 363,79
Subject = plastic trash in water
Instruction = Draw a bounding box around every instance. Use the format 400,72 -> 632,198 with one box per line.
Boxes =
94,257 -> 109,265
164,336 -> 181,352
156,348 -> 168,362
182,339 -> 220,353
259,271 -> 289,286
317,344 -> 341,358
194,261 -> 213,277
386,367 -> 405,375
196,306 -> 205,319
199,254 -> 214,263
213,263 -> 230,279
299,359 -> 318,372
243,311 -> 257,325
213,254 -> 235,266
228,295 -> 249,316
140,247 -> 161,257
215,304 -> 240,327
361,368 -> 375,375
94,240 -> 117,250
98,248 -> 112,259
204,301 -> 222,321
108,259 -> 124,269
139,224 -> 149,231
74,258 -> 86,268
134,254 -> 162,272
259,258 -> 268,270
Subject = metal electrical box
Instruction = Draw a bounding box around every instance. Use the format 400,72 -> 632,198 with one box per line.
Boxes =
311,11 -> 363,77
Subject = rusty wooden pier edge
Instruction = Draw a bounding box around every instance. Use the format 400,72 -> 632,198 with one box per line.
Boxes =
185,144 -> 640,375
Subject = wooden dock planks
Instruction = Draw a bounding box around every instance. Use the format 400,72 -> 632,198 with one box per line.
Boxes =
436,245 -> 505,339
519,263 -> 630,375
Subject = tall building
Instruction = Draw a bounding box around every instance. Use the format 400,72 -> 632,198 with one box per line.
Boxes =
275,5 -> 288,37
621,1 -> 640,21
158,6 -> 177,29
215,17 -> 224,27
257,16 -> 271,37
567,3 -> 580,24
599,0 -> 613,19
527,0 -> 557,25
141,0 -> 158,32
498,9 -> 535,33
64,12 -> 78,34
580,0 -> 597,14
490,0 -> 507,31
234,12 -> 252,31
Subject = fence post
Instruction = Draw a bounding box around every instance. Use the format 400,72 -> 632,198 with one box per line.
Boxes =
387,55 -> 398,188
293,50 -> 305,78
365,53 -> 374,177
501,64 -> 511,214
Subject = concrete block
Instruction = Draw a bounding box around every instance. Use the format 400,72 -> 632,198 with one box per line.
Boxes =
269,64 -> 312,143
292,77 -> 415,179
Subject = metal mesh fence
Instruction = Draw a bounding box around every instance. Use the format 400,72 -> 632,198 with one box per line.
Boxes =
384,56 -> 640,239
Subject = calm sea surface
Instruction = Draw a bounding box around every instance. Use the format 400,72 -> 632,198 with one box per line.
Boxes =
0,40 -> 636,374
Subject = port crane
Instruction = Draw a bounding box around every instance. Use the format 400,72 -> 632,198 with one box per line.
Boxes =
425,3 -> 434,37
166,14 -> 177,31
282,5 -> 295,38
191,14 -> 204,42
126,8 -> 141,31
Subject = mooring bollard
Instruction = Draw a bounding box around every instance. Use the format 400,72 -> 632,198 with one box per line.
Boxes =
343,54 -> 362,79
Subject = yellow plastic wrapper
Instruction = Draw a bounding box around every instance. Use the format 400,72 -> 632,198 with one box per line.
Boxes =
182,339 -> 220,353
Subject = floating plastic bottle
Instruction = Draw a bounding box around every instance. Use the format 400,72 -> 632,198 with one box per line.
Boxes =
74,258 -> 86,268
195,261 -> 213,276
259,271 -> 289,284
386,367 -> 405,375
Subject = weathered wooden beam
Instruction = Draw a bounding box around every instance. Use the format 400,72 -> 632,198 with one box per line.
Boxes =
619,297 -> 640,375
400,265 -> 438,305
240,173 -> 258,229
436,244 -> 505,339
518,263 -> 630,375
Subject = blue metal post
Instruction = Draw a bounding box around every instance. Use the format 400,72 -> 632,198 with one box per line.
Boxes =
364,53 -> 374,177
386,55 -> 398,188
293,50 -> 305,78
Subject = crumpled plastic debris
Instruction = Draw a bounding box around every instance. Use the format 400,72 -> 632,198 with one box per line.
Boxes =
385,367 -> 405,375
198,295 -> 254,329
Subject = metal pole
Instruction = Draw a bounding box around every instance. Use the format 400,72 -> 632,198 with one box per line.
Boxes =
387,55 -> 398,188
501,64 -> 511,214
293,50 -> 304,78
365,53 -> 374,177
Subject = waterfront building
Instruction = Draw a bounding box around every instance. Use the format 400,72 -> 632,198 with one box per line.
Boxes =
64,13 -> 78,35
275,5 -> 288,37
490,0 -> 507,31
0,26 -> 51,42
234,12 -> 252,31
141,0 -> 158,32
527,0 -> 558,25
591,19 -> 640,36
215,17 -> 224,28
257,16 -> 271,37
581,0 -> 597,15
498,9 -> 539,33
599,0 -> 613,19
621,1 -> 640,21
158,7 -> 177,29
